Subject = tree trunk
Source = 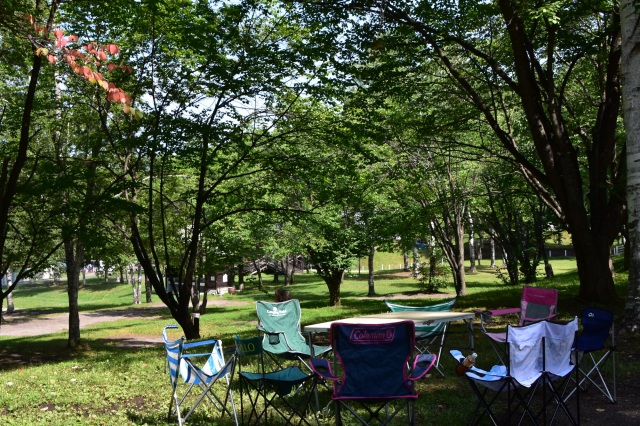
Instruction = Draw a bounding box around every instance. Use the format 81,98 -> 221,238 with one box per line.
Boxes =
367,245 -> 376,296
253,259 -> 264,288
4,272 -> 15,313
490,234 -> 497,268
323,269 -> 344,307
412,246 -> 420,278
144,270 -> 152,303
403,250 -> 409,271
454,222 -> 466,295
621,0 -> 640,332
468,211 -> 476,273
65,240 -> 84,348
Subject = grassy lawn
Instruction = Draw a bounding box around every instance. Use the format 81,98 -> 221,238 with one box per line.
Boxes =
0,256 -> 635,425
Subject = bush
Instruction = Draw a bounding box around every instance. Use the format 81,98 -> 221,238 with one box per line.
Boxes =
416,262 -> 449,293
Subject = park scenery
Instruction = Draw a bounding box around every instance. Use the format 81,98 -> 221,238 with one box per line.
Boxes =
1,256 -> 639,425
2,1 -> 640,425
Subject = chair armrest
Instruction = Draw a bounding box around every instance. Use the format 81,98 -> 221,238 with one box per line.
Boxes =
485,308 -> 521,317
310,358 -> 338,381
409,354 -> 436,381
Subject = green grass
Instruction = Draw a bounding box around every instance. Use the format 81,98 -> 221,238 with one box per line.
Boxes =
0,256 -> 636,425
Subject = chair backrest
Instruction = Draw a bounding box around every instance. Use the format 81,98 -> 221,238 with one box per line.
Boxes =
163,325 -> 183,389
256,299 -> 307,354
234,335 -> 265,370
385,298 -> 456,313
506,321 -> 545,387
385,299 -> 456,335
520,287 -> 558,325
199,340 -> 227,377
330,320 -> 416,399
543,317 -> 578,377
577,307 -> 614,352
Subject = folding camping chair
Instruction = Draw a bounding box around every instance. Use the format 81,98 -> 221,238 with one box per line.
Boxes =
536,318 -> 580,425
310,321 -> 437,425
478,286 -> 559,364
234,335 -> 319,425
565,306 -> 616,403
256,299 -> 331,368
451,317 -> 579,425
162,325 -> 238,426
384,298 -> 456,376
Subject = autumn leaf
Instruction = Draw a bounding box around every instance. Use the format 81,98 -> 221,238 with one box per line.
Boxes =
106,44 -> 120,55
53,29 -> 64,39
47,55 -> 57,64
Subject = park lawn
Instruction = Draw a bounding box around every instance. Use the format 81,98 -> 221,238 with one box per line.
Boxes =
0,256 -> 635,425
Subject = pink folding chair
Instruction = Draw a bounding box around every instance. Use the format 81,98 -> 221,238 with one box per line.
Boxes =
478,286 -> 559,364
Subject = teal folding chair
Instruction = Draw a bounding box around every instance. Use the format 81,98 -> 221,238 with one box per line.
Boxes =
384,298 -> 456,376
256,299 -> 331,368
162,325 -> 238,425
234,335 -> 319,425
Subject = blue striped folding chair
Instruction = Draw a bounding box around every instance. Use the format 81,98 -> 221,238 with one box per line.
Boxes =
162,325 -> 238,425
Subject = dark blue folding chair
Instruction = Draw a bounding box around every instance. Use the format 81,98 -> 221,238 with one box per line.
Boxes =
565,306 -> 616,403
310,321 -> 436,425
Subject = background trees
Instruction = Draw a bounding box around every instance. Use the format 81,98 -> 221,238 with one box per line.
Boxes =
2,0 -> 638,337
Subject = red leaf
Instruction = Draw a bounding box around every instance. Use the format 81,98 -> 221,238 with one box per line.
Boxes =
67,35 -> 79,42
47,55 -> 57,64
107,63 -> 117,72
53,29 -> 64,39
106,44 -> 120,55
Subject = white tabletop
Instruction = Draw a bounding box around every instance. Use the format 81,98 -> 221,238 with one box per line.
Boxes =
304,310 -> 475,334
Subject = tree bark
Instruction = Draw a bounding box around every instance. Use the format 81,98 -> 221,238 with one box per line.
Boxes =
367,245 -> 376,296
468,211 -> 476,273
65,240 -> 83,347
621,0 -> 640,332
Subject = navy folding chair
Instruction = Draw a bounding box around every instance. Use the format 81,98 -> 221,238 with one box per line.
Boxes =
566,306 -> 616,403
311,321 -> 436,425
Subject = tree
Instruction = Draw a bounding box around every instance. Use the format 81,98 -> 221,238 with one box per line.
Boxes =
299,0 -> 625,305
107,0 -> 340,339
0,0 -> 68,322
621,0 -> 640,332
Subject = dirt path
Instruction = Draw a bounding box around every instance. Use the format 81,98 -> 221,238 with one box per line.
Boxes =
0,298 -> 248,339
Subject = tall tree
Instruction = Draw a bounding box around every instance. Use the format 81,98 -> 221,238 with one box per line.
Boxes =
298,0 -> 626,304
109,0 -> 337,338
0,0 -> 67,321
621,0 -> 640,331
